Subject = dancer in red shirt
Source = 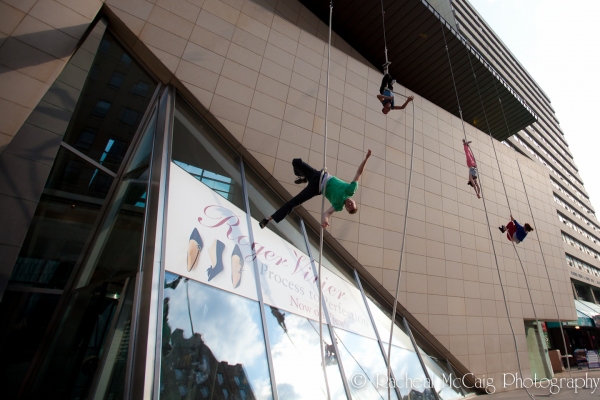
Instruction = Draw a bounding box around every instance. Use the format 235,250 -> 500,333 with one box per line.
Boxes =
463,139 -> 481,199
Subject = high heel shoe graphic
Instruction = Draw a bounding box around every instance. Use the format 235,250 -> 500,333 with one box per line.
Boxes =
231,244 -> 244,288
187,228 -> 203,272
207,239 -> 225,281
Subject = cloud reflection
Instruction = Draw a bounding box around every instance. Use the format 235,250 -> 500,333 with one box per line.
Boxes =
265,307 -> 346,399
163,273 -> 272,399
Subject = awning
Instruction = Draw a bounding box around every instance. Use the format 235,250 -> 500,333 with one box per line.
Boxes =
546,300 -> 600,328
577,300 -> 600,328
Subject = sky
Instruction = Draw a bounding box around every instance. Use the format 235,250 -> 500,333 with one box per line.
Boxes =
468,0 -> 600,213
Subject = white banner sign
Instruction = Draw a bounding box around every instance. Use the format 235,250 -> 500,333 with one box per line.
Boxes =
165,163 -> 375,338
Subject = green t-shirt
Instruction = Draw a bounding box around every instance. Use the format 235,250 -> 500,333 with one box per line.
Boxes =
325,176 -> 358,211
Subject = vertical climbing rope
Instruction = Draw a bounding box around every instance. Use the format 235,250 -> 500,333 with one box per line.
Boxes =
492,98 -> 573,378
386,97 -> 415,400
380,0 -> 389,70
439,20 -> 536,400
317,2 -> 333,399
478,24 -> 572,372
512,144 -> 573,377
465,11 -> 571,377
377,2 -> 417,397
461,38 -> 541,331
377,3 -> 418,399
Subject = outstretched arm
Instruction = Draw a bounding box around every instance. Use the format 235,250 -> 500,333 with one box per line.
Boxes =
321,206 -> 335,228
393,96 -> 414,110
353,149 -> 372,182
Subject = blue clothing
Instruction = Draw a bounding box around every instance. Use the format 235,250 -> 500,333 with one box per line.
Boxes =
382,89 -> 395,108
513,220 -> 528,243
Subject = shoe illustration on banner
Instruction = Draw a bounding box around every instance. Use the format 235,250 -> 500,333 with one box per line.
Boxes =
207,239 -> 225,281
187,228 -> 203,272
231,244 -> 244,288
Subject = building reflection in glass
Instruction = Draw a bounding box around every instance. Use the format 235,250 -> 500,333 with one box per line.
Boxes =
161,273 -> 272,399
422,356 -> 464,400
264,305 -> 346,399
334,328 -> 399,400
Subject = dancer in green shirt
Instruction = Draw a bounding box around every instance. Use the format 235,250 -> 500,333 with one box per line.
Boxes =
260,150 -> 372,229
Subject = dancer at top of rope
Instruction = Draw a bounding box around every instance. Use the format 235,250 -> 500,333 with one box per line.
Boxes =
377,73 -> 414,115
499,215 -> 534,244
463,139 -> 481,199
259,150 -> 372,230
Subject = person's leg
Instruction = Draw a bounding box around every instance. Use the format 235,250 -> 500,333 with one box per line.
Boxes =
292,158 -> 318,180
265,181 -> 320,225
467,175 -> 480,198
468,174 -> 477,195
473,178 -> 481,198
505,221 -> 517,241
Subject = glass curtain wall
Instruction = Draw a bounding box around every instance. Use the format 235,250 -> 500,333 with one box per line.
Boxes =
0,26 -> 159,399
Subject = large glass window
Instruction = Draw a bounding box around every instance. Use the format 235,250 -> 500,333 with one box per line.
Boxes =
78,169 -> 149,286
264,306 -> 346,398
27,278 -> 130,399
0,291 -> 61,398
11,147 -> 115,290
2,24 -> 159,399
172,96 -> 244,210
334,329 -> 398,399
62,32 -> 158,173
161,273 -> 273,399
75,109 -> 156,288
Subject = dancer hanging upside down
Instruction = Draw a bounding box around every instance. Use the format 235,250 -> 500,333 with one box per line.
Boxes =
260,150 -> 372,229
499,215 -> 533,244
377,73 -> 414,115
463,139 -> 481,199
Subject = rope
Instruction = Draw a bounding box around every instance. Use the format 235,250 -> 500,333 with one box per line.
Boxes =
317,2 -> 333,399
330,329 -> 386,400
512,145 -> 572,377
380,0 -> 389,68
439,20 -> 535,400
385,97 -> 416,400
460,39 -> 541,326
478,26 -> 571,374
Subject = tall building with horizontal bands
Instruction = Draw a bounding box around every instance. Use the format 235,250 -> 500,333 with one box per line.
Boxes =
0,0 -> 599,398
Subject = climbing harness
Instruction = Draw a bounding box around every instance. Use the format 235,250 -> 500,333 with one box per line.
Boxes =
317,2 -> 334,399
440,19 -> 538,400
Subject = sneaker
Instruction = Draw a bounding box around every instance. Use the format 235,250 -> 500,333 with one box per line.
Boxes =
498,225 -> 506,233
259,218 -> 269,229
294,176 -> 307,184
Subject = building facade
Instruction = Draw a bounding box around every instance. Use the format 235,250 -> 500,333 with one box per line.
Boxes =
0,0 -> 597,399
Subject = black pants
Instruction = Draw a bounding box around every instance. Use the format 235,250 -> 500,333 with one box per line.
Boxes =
271,158 -> 322,223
